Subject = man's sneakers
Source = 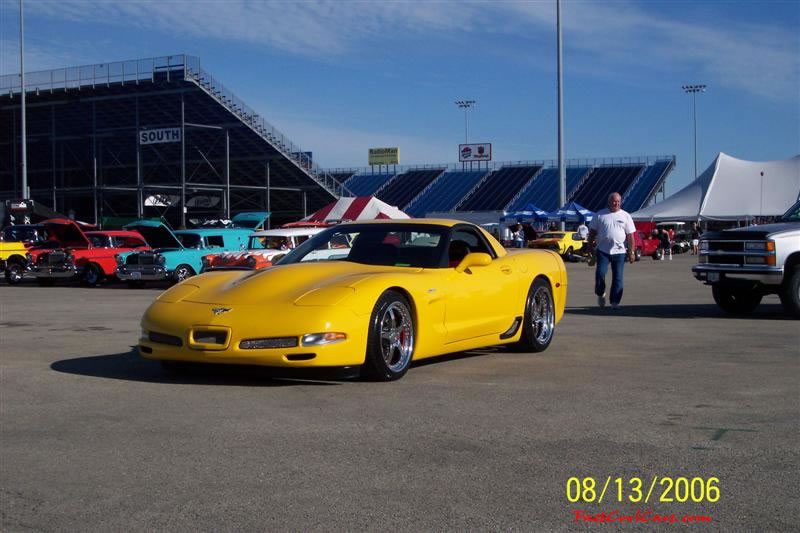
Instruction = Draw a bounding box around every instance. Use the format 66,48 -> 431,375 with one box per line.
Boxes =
610,303 -> 620,310
597,293 -> 606,308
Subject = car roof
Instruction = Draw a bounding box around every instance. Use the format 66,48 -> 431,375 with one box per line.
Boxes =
86,230 -> 144,238
175,228 -> 251,236
337,218 -> 464,228
250,227 -> 325,237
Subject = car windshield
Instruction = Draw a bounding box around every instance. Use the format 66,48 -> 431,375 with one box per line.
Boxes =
781,199 -> 800,221
88,234 -> 111,247
177,233 -> 202,248
279,224 -> 448,268
2,226 -> 44,242
540,233 -> 564,239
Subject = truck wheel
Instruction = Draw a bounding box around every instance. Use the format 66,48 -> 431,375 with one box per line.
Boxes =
634,247 -> 642,261
5,262 -> 24,285
172,264 -> 194,284
778,266 -> 800,318
81,264 -> 104,287
712,283 -> 762,314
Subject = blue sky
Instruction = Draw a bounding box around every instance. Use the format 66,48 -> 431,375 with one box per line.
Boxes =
1,0 -> 798,194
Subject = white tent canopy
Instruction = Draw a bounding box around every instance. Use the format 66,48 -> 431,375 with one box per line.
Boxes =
632,153 -> 800,221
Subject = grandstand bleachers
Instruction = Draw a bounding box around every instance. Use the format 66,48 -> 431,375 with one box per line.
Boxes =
507,167 -> 591,212
374,169 -> 445,209
404,170 -> 489,217
570,165 -> 644,212
328,171 -> 357,184
622,159 -> 674,212
457,165 -> 542,211
343,172 -> 396,196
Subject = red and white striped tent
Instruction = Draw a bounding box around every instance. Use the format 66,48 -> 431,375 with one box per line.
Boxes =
301,196 -> 410,222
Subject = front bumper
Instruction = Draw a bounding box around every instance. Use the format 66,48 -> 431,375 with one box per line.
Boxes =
139,300 -> 368,368
691,264 -> 784,285
116,265 -> 169,281
33,264 -> 78,278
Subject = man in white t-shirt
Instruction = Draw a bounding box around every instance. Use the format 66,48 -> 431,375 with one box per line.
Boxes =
588,192 -> 636,309
577,222 -> 589,240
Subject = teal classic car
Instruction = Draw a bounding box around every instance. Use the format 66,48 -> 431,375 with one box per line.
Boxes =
116,212 -> 268,286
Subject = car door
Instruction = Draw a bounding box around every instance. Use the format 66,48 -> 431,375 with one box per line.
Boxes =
444,226 -> 520,343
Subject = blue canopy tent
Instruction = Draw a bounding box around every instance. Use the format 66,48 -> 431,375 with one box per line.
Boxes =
549,201 -> 594,222
500,203 -> 550,222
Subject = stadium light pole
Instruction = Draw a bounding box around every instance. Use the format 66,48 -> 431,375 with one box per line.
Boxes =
682,84 -> 706,180
20,0 -> 28,200
557,0 -> 565,230
455,100 -> 476,144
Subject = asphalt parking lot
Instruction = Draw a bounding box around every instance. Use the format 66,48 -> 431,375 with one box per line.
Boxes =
1,253 -> 797,531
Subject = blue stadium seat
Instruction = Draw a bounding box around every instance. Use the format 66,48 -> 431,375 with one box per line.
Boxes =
405,170 -> 489,216
457,165 -> 542,211
508,167 -> 591,212
344,172 -> 396,196
571,165 -> 644,211
375,169 -> 445,209
622,160 -> 674,212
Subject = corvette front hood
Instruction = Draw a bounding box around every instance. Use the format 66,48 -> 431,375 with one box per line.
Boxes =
179,261 -> 407,306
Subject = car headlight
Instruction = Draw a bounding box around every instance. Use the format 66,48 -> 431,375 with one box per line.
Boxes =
156,254 -> 166,265
301,332 -> 347,346
745,241 -> 766,251
246,255 -> 257,268
699,241 -> 708,251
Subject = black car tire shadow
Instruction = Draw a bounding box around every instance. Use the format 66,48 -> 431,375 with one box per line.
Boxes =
51,349 -> 344,386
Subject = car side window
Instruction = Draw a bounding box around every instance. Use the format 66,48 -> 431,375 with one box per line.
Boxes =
206,235 -> 225,248
451,228 -> 492,256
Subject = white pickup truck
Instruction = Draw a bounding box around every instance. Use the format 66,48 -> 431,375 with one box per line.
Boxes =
692,199 -> 800,317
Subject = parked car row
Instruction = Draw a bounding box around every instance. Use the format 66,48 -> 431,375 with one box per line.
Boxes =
0,212 -> 271,288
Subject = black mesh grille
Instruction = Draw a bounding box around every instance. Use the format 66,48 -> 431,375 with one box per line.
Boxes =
192,330 -> 228,345
148,331 -> 183,346
708,241 -> 743,252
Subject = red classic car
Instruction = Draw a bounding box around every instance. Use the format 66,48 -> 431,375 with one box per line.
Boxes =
29,218 -> 149,286
633,230 -> 661,261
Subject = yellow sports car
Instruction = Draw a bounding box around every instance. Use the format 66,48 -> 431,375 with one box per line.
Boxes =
139,219 -> 567,381
531,232 -> 586,256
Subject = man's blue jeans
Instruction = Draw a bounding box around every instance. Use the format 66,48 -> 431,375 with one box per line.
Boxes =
595,250 -> 626,305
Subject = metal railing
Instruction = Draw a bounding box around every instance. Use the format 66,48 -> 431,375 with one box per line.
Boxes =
2,54 -> 350,199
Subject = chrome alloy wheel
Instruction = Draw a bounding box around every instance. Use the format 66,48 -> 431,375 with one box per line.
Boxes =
379,301 -> 414,372
530,285 -> 555,345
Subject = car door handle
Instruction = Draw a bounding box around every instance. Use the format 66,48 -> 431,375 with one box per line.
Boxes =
500,266 -> 513,274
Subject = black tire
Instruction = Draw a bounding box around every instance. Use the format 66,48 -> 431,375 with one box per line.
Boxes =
511,277 -> 555,352
5,262 -> 25,285
37,278 -> 55,287
712,283 -> 762,314
362,290 -> 415,381
778,266 -> 800,318
565,247 -> 573,256
81,263 -> 104,287
634,247 -> 642,262
127,280 -> 145,289
172,264 -> 195,284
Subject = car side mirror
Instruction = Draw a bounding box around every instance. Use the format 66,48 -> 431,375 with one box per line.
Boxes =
455,252 -> 491,273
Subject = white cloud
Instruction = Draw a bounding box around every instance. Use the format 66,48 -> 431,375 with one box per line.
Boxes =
5,1 -> 798,100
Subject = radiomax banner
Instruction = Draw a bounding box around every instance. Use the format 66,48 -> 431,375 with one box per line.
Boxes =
139,127 -> 181,145
368,147 -> 399,165
459,143 -> 492,162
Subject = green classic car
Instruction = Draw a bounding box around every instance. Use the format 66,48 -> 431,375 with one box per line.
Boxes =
115,212 -> 268,287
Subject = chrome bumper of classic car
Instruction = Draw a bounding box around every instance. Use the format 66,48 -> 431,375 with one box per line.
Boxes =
692,264 -> 784,285
33,264 -> 79,278
116,265 -> 169,281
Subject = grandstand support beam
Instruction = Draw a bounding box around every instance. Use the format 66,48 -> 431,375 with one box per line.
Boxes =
51,104 -> 56,209
136,96 -> 143,218
557,0 -> 566,231
225,129 -> 230,219
92,101 -> 98,225
180,91 -> 186,228
266,161 -> 271,229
